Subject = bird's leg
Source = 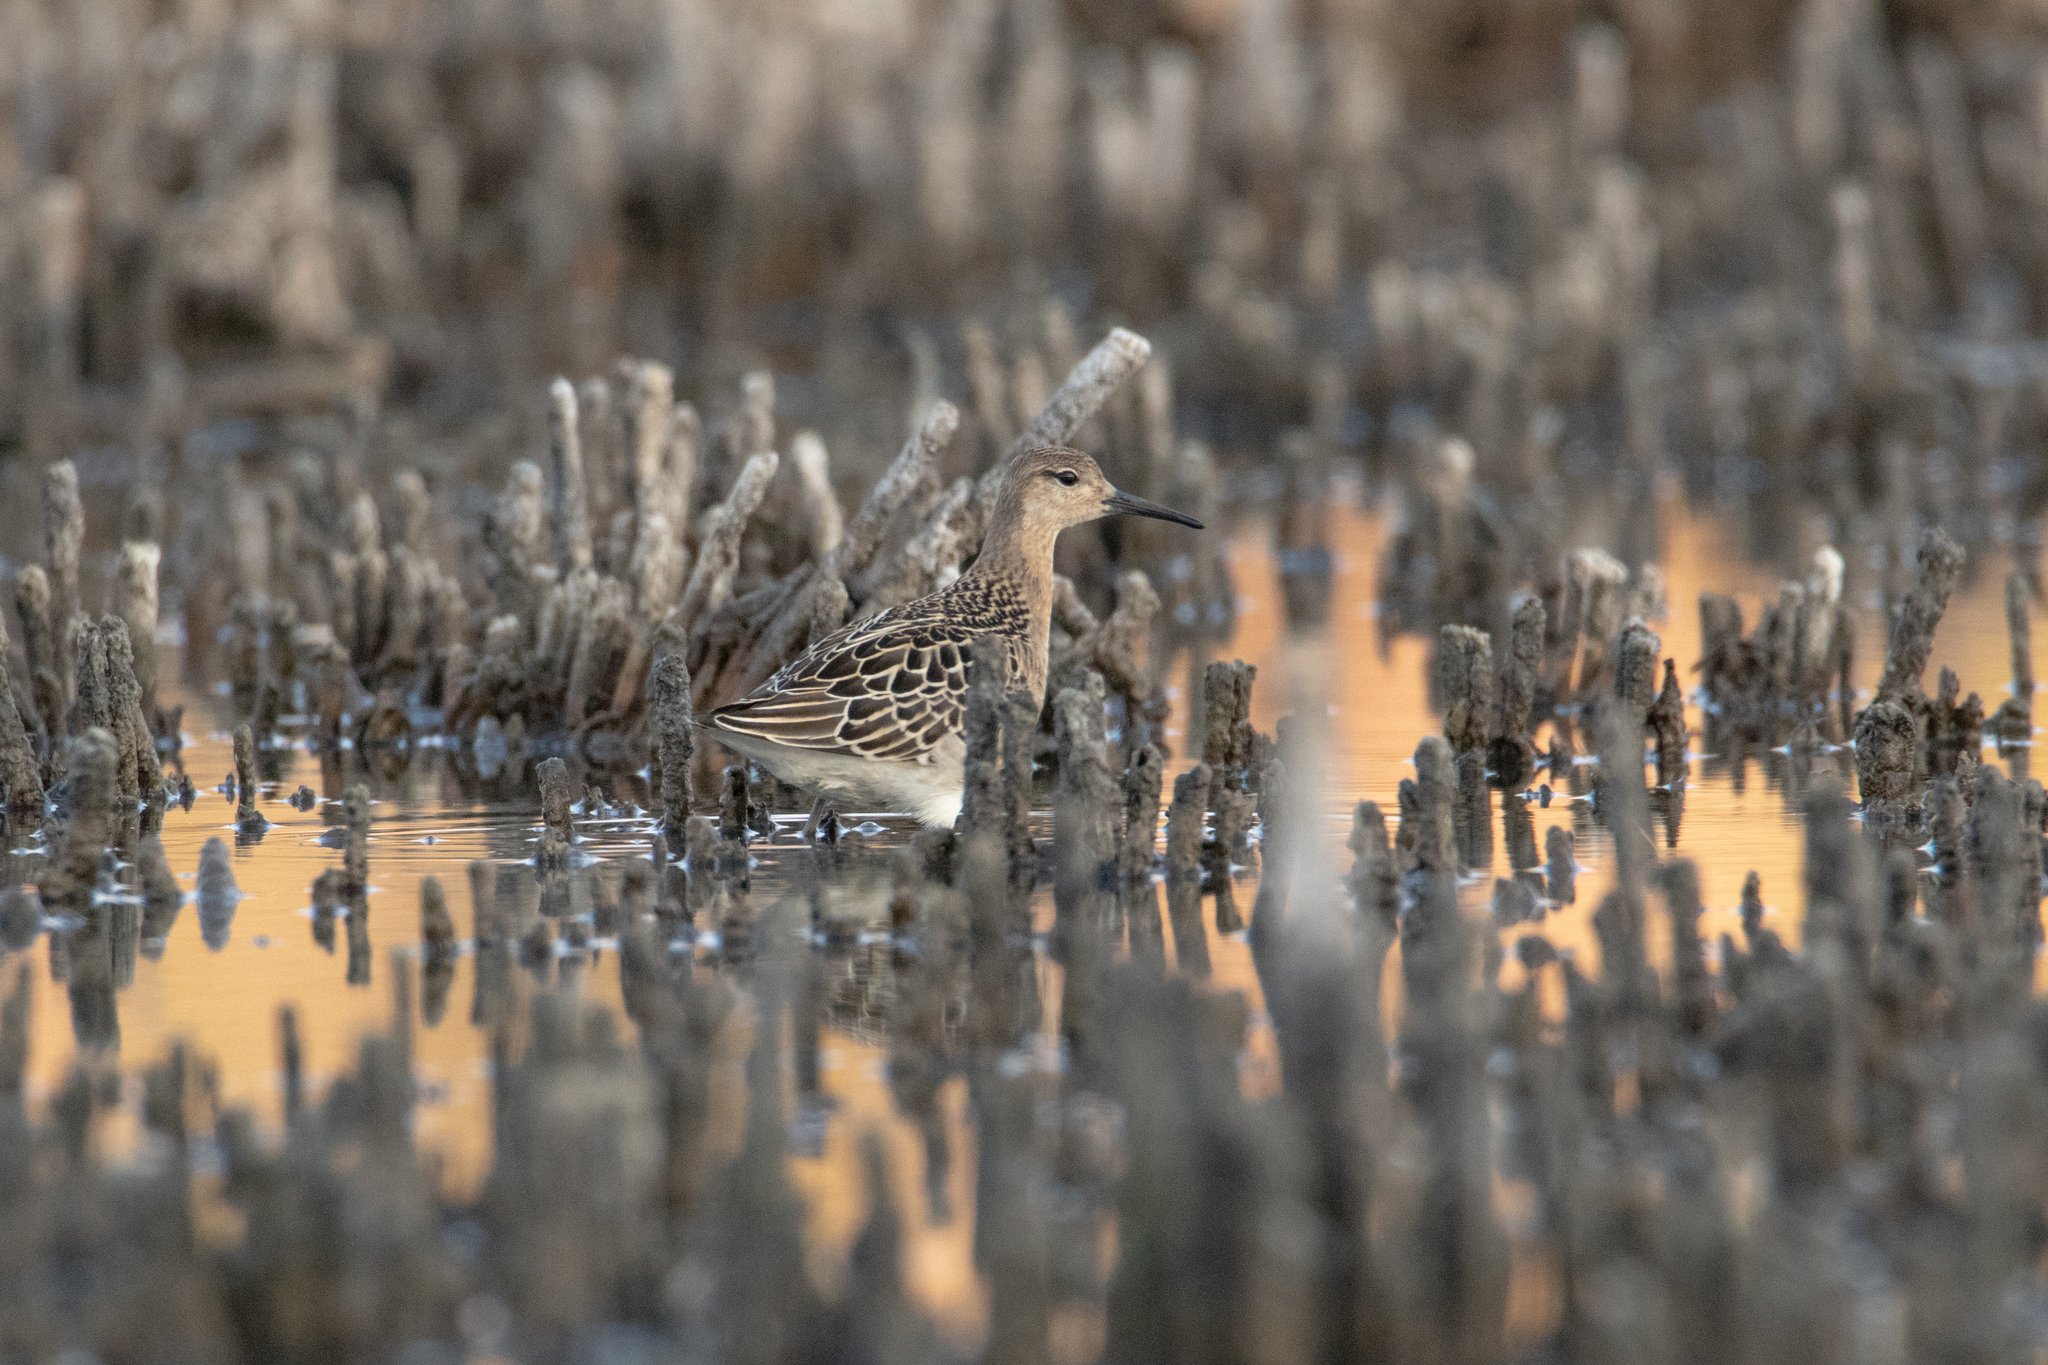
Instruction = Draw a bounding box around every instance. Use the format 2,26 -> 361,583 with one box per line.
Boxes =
802,794 -> 840,844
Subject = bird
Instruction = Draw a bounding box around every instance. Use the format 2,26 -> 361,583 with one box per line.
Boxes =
705,446 -> 1203,827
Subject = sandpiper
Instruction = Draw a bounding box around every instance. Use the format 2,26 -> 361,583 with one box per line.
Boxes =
706,446 -> 1203,826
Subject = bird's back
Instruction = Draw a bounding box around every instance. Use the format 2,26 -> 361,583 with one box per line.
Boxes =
708,573 -> 1035,765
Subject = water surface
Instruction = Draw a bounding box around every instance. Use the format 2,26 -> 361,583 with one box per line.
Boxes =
7,489 -> 2035,1352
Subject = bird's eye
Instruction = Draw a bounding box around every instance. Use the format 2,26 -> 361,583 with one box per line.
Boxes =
1054,470 -> 1079,487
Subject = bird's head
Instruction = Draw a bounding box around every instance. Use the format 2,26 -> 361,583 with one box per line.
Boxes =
1007,446 -> 1204,533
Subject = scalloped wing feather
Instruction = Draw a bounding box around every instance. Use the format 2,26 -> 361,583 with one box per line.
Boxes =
708,600 -> 1019,764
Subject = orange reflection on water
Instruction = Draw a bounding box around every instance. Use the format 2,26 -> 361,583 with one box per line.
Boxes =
7,488 -> 2043,1350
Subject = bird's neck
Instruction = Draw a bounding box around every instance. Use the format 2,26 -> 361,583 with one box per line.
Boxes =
970,496 -> 1061,583
962,497 -> 1061,702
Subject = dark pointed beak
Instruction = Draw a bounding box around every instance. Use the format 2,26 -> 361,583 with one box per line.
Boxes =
1103,488 -> 1204,529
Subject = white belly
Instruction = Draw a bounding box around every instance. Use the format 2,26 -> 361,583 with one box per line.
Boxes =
708,729 -> 967,828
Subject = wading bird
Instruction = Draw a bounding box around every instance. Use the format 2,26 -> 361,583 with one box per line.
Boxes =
706,447 -> 1202,826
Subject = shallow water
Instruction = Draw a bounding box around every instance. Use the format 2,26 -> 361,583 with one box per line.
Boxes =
4,485 -> 2038,1353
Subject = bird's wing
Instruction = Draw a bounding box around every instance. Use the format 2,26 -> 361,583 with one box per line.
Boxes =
707,609 -> 983,763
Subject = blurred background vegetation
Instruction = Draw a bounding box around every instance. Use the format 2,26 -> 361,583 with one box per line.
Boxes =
5,0 -> 2040,518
